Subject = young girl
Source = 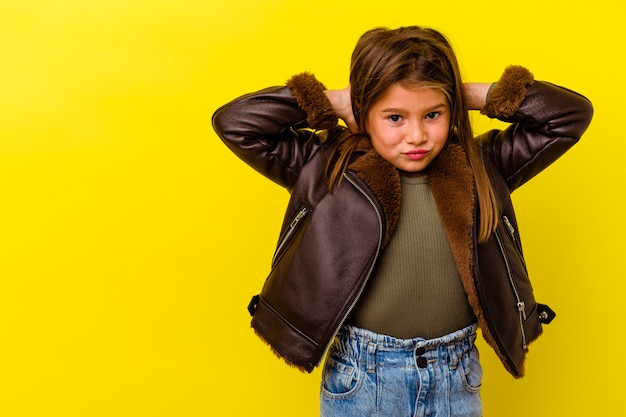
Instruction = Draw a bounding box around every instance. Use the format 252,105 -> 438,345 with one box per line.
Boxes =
212,26 -> 593,417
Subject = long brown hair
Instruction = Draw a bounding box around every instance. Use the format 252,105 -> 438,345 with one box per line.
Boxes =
326,26 -> 498,242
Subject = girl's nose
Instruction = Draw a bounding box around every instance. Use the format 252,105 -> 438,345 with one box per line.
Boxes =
406,124 -> 426,144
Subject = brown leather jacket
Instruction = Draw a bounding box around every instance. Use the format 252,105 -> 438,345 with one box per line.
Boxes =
212,66 -> 593,378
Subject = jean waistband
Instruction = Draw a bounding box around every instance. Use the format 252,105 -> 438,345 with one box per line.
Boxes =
337,322 -> 478,352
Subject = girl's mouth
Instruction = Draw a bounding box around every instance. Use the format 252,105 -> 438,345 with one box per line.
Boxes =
404,149 -> 429,160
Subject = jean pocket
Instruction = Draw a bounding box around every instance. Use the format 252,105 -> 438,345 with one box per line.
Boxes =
458,346 -> 483,394
321,354 -> 361,398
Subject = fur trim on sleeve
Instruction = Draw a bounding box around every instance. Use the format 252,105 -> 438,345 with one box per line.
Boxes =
481,66 -> 534,119
286,72 -> 338,130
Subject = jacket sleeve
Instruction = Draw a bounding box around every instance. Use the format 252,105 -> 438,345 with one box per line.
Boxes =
477,66 -> 594,191
211,73 -> 338,189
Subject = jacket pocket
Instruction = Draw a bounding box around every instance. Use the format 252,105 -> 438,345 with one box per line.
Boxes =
271,205 -> 310,267
501,215 -> 526,265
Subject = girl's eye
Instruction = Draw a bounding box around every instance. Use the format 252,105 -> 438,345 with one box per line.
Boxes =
426,112 -> 440,120
388,115 -> 402,122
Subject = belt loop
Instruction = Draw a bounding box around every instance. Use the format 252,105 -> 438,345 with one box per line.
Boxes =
447,340 -> 460,368
367,341 -> 376,373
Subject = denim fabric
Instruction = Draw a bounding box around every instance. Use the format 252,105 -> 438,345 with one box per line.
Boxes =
320,323 -> 482,417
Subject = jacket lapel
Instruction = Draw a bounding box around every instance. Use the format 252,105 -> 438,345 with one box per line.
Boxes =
348,148 -> 401,249
427,144 -> 481,316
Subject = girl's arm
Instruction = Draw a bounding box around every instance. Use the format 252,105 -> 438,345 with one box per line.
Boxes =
212,74 -> 339,189
472,66 -> 593,191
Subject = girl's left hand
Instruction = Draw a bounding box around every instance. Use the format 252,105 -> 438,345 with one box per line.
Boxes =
325,86 -> 359,133
464,83 -> 491,111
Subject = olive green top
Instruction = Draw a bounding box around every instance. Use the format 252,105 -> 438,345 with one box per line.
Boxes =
348,175 -> 476,339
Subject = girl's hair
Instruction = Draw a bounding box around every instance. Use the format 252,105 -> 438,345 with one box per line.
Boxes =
326,26 -> 498,242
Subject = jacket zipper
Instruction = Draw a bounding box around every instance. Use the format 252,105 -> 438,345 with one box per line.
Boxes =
318,174 -> 384,360
494,225 -> 528,350
502,214 -> 525,254
272,206 -> 309,266
502,215 -> 515,238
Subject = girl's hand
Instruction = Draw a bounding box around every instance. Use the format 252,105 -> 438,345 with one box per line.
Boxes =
325,86 -> 359,132
464,83 -> 491,111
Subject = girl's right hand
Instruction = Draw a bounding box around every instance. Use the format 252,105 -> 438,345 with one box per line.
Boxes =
325,86 -> 359,133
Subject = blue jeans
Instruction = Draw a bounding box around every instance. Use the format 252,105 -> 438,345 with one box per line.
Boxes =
320,323 -> 482,417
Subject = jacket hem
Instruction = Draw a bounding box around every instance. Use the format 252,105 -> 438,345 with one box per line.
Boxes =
250,295 -> 320,373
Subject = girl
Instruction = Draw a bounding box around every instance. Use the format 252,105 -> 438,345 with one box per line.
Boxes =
212,26 -> 593,417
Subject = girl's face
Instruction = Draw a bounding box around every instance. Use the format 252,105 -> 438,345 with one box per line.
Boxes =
365,84 -> 451,176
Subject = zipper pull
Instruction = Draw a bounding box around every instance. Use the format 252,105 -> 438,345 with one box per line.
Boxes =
517,301 -> 527,321
289,207 -> 308,229
272,206 -> 309,266
517,301 -> 528,350
503,215 -> 515,236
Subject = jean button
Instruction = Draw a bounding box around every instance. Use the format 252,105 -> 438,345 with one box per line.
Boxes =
417,356 -> 428,368
416,347 -> 426,355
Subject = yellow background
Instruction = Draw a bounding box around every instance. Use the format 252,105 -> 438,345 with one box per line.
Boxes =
0,0 -> 623,416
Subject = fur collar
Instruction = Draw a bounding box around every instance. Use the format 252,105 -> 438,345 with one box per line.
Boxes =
348,142 -> 478,315
347,140 -> 475,246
